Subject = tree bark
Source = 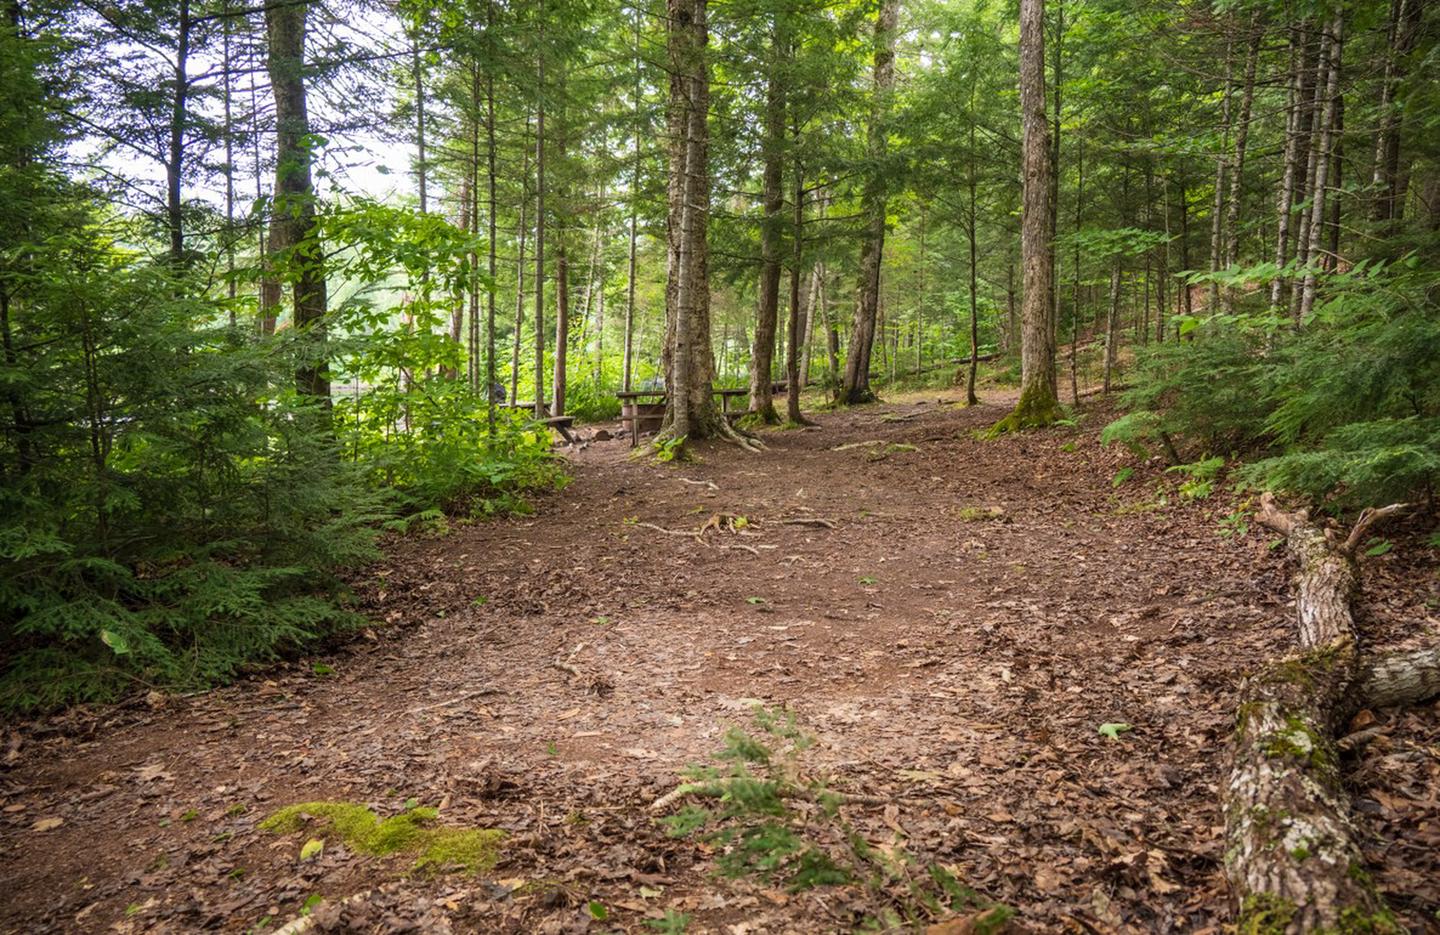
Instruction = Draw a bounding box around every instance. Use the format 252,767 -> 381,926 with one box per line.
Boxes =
1297,12 -> 1343,324
1270,26 -> 1305,311
839,0 -> 898,405
1221,22 -> 1261,312
1371,0 -> 1422,227
784,147 -> 811,426
992,0 -> 1059,433
510,117 -> 530,406
661,0 -> 749,449
533,40 -> 547,418
553,244 -> 569,415
265,0 -> 328,400
1207,34 -> 1235,314
1225,494 -> 1433,932
748,38 -> 785,424
1102,261 -> 1119,394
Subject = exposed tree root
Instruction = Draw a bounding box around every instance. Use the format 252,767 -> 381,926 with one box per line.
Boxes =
1223,493 -> 1432,933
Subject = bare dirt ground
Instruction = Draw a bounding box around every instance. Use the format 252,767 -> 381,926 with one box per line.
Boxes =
3,391 -> 1438,934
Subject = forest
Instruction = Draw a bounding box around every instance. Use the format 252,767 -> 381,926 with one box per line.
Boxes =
1,0 -> 1439,930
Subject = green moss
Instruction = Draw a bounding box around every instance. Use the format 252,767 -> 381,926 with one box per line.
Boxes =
1237,893 -> 1297,935
412,828 -> 506,874
985,384 -> 1062,437
260,801 -> 503,875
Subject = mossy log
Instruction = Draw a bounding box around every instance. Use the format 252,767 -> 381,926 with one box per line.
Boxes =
1224,494 -> 1434,933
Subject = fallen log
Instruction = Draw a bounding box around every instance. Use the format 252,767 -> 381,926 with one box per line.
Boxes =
1224,494 -> 1435,932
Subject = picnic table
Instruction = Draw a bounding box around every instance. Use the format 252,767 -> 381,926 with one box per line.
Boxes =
615,382 -> 792,446
616,389 -> 667,447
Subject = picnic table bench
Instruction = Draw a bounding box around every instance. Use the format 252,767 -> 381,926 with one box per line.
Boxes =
496,401 -> 577,444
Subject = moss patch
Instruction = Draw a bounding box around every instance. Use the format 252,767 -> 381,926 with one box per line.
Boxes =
1237,893 -> 1297,935
985,384 -> 1062,437
260,802 -> 503,875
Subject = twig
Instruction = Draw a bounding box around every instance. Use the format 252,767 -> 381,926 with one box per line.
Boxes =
777,517 -> 837,529
649,778 -> 899,812
407,689 -> 500,714
636,522 -> 700,539
1341,502 -> 1411,556
679,477 -> 719,490
832,440 -> 884,451
550,660 -> 580,677
723,544 -> 762,556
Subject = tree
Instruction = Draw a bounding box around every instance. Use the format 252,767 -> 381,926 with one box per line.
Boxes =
266,0 -> 328,400
660,0 -> 756,450
839,0 -> 899,405
991,0 -> 1058,433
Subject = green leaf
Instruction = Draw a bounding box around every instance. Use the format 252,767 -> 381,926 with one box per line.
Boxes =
1097,722 -> 1132,740
1363,538 -> 1393,557
746,596 -> 767,604
300,838 -> 324,861
1111,467 -> 1134,488
312,663 -> 333,676
587,900 -> 608,921
858,576 -> 877,585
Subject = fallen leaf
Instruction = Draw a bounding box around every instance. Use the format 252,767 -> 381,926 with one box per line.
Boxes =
30,817 -> 64,832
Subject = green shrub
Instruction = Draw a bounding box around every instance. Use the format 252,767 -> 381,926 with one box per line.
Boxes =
1104,257 -> 1440,512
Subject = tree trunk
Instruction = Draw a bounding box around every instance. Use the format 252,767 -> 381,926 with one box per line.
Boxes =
1297,12 -> 1343,325
1270,26 -> 1305,311
510,118 -> 530,406
166,0 -> 191,265
785,148 -> 810,426
265,0 -> 328,400
839,0 -> 898,405
992,0 -> 1059,433
1371,0 -> 1422,227
1291,21 -> 1332,323
1102,262 -> 1120,393
1221,22 -> 1261,312
1225,494 -> 1434,933
484,5 -> 498,432
800,263 -> 818,388
748,41 -> 785,424
623,5 -> 641,393
1207,34 -> 1235,313
661,0 -> 749,449
533,44 -> 547,418
552,244 -> 569,415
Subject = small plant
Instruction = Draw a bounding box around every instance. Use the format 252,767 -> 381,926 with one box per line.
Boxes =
1218,505 -> 1251,539
653,435 -> 687,463
655,709 -> 1013,928
858,576 -> 878,586
1111,467 -> 1134,488
1168,456 -> 1225,501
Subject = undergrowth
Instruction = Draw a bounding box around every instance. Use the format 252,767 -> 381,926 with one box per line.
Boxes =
659,707 -> 1014,932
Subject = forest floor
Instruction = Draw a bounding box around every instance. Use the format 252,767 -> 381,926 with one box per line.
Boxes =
3,389 -> 1439,935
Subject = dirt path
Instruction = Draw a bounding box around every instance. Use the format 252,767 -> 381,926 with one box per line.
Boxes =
3,395 -> 1437,934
